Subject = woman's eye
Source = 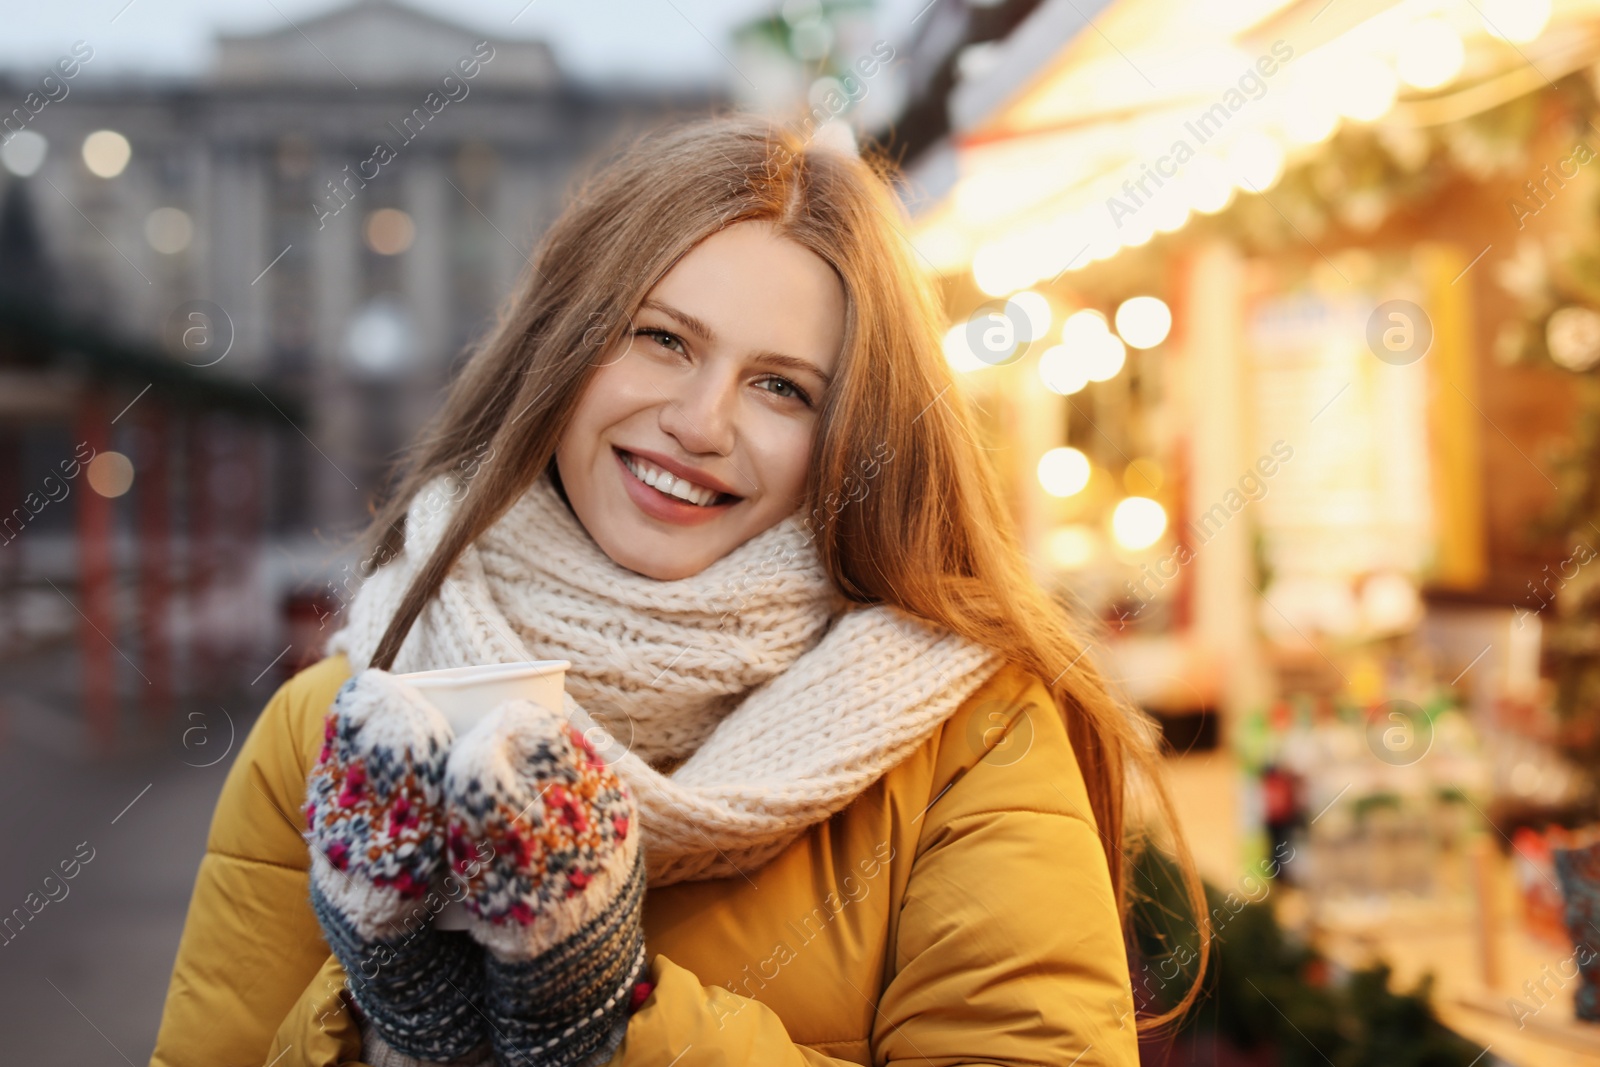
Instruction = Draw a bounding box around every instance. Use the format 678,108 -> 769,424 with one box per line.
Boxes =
759,376 -> 811,406
637,328 -> 684,354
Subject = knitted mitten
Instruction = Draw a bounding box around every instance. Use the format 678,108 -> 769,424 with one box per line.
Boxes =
444,699 -> 650,1067
304,669 -> 492,1061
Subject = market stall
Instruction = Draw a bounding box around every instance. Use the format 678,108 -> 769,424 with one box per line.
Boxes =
900,0 -> 1600,1061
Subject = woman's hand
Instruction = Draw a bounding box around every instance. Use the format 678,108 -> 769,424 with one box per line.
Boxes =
305,670 -> 455,926
303,669 -> 491,1062
444,699 -> 650,1067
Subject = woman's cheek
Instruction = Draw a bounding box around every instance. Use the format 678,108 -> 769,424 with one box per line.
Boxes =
758,424 -> 816,504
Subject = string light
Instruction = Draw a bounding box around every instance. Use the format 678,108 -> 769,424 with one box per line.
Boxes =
1111,496 -> 1167,550
1115,296 -> 1172,349
1397,18 -> 1464,90
1037,447 -> 1092,497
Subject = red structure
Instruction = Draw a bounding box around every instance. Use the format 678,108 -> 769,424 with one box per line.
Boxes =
0,293 -> 303,753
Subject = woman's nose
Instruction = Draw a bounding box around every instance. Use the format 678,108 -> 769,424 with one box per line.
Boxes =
657,365 -> 738,456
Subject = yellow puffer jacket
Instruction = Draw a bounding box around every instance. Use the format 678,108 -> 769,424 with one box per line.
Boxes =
150,653 -> 1139,1066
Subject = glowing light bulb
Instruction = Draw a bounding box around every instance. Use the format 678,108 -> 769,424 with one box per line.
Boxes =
1038,447 -> 1092,497
1083,332 -> 1127,382
943,324 -> 990,374
1151,188 -> 1191,233
1039,344 -> 1090,396
973,241 -> 1029,298
1227,132 -> 1284,193
1047,525 -> 1097,569
1061,309 -> 1109,344
1397,18 -> 1464,90
1481,0 -> 1550,43
1187,155 -> 1236,214
1284,103 -> 1339,147
1339,55 -> 1399,122
1111,496 -> 1167,550
1115,296 -> 1172,349
1006,290 -> 1053,339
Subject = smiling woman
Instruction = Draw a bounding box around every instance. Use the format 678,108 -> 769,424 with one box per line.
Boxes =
152,116 -> 1209,1067
555,221 -> 846,579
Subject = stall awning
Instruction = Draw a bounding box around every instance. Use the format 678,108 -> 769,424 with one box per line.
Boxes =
910,0 -> 1600,291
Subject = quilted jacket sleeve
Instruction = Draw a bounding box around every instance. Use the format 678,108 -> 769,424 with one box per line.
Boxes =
603,671 -> 1139,1067
150,656 -> 356,1067
869,681 -> 1141,1066
603,954 -> 866,1066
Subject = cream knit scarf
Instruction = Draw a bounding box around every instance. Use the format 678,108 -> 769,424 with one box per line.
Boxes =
326,468 -> 1006,887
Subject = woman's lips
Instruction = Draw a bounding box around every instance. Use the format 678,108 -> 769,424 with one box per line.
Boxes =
614,448 -> 737,526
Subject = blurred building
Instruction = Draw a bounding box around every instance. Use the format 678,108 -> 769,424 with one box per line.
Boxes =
0,0 -> 716,707
3,0 -> 715,538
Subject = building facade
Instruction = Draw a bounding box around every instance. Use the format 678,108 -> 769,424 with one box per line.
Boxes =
3,0 -> 716,544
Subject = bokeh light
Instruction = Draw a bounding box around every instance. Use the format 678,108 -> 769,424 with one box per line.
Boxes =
943,323 -> 990,374
0,130 -> 48,177
1338,56 -> 1399,122
1226,133 -> 1284,193
1115,296 -> 1172,349
1187,154 -> 1237,213
1007,290 -> 1052,339
1481,0 -> 1550,43
145,208 -> 194,254
1111,496 -> 1167,550
1037,447 -> 1092,497
363,208 -> 415,255
82,130 -> 132,178
86,452 -> 135,498
1046,525 -> 1098,570
1083,332 -> 1127,382
1061,308 -> 1108,344
1039,344 -> 1090,395
1397,18 -> 1465,90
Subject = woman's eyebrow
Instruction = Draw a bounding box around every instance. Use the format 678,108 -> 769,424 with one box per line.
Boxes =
756,352 -> 832,387
641,299 -> 716,342
639,298 -> 832,386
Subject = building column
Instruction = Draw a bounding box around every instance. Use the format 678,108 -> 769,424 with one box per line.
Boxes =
309,153 -> 365,532
404,152 -> 450,374
209,143 -> 270,374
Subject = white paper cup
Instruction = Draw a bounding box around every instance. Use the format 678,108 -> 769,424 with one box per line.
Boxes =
397,660 -> 571,735
396,660 -> 571,929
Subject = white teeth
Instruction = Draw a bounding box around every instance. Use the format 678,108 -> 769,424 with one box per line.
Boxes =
621,452 -> 722,507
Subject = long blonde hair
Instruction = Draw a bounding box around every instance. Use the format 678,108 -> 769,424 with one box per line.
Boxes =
355,115 -> 1209,1029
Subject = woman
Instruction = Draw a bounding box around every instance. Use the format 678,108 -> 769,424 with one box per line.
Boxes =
151,116 -> 1207,1067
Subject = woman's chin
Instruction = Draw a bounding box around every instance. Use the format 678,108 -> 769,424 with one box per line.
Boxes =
600,536 -> 717,581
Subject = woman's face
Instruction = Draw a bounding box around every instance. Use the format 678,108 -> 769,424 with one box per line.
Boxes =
555,221 -> 846,580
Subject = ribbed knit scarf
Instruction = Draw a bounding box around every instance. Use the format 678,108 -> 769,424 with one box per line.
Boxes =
326,468 -> 1006,887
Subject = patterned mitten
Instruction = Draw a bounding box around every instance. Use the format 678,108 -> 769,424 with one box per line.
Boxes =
444,700 -> 650,1067
304,669 -> 492,1061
